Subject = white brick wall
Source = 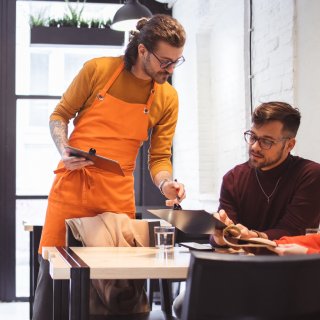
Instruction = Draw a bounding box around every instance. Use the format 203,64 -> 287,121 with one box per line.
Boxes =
172,0 -> 320,211
294,0 -> 320,162
251,0 -> 295,106
173,0 -> 247,212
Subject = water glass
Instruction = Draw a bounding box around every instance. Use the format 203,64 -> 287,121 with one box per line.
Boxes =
154,226 -> 175,249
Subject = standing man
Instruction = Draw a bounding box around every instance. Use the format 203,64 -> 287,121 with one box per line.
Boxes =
33,14 -> 186,319
213,101 -> 320,245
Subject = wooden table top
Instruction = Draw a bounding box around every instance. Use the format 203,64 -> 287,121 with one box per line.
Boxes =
43,246 -> 191,280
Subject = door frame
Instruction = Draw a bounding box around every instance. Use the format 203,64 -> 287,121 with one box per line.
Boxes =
0,0 -> 16,301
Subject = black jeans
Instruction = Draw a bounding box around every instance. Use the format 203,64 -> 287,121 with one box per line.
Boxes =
32,255 -> 53,320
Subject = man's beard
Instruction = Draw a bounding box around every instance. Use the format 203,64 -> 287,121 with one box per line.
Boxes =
143,55 -> 171,84
248,143 -> 286,170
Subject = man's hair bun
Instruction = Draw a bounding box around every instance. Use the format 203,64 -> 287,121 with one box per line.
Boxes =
136,17 -> 149,31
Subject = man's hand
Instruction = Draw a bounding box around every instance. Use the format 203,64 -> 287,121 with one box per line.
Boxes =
154,172 -> 186,206
50,119 -> 93,170
230,223 -> 264,239
163,180 -> 186,206
214,210 -> 234,226
212,210 -> 234,246
61,147 -> 94,171
212,210 -> 263,246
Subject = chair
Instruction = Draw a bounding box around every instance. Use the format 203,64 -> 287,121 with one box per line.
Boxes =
181,252 -> 320,320
65,220 -> 177,320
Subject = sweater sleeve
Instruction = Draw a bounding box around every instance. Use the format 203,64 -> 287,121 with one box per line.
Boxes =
148,89 -> 178,179
275,234 -> 320,254
50,59 -> 99,124
264,162 -> 320,239
218,170 -> 239,223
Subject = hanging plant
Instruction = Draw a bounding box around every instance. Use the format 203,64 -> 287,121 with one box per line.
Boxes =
48,18 -> 59,27
29,0 -> 111,29
29,0 -> 124,46
90,18 -> 101,29
29,9 -> 48,27
79,19 -> 90,28
62,0 -> 85,27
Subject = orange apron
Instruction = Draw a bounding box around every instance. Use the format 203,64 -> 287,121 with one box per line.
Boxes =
39,62 -> 156,252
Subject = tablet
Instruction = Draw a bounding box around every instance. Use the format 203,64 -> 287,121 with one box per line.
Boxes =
179,242 -> 213,251
148,209 -> 226,234
65,146 -> 125,176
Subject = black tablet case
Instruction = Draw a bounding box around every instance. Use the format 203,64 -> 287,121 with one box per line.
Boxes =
65,146 -> 125,176
148,209 -> 226,235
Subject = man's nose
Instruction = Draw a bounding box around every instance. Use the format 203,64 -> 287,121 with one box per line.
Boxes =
251,139 -> 262,150
165,64 -> 175,73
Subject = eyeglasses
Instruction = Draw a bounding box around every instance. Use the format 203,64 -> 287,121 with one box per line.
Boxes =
150,51 -> 185,69
244,130 -> 290,150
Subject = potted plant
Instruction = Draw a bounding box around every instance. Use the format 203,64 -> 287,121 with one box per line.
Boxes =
29,9 -> 48,27
29,0 -> 124,46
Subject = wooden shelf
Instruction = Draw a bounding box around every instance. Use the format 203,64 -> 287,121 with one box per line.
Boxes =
30,26 -> 124,46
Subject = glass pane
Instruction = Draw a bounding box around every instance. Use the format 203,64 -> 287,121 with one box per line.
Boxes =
30,53 -> 49,94
16,199 -> 48,297
16,99 -> 61,195
16,1 -> 123,96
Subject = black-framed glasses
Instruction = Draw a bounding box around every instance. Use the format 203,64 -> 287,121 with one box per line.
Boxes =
244,130 -> 290,150
150,51 -> 185,69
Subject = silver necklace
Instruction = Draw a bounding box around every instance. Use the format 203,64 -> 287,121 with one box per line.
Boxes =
255,169 -> 282,204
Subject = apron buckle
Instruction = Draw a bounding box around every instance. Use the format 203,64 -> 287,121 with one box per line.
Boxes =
97,94 -> 104,101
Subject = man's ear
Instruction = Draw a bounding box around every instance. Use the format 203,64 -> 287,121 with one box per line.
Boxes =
137,43 -> 147,57
287,138 -> 296,152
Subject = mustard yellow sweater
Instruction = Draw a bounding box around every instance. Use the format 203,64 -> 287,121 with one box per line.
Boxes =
50,56 -> 179,178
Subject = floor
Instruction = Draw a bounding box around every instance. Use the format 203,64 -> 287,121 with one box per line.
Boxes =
0,302 -> 29,320
0,301 -> 165,320
0,281 -> 183,319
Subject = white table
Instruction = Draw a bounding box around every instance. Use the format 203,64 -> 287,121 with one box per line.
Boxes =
43,246 -> 191,320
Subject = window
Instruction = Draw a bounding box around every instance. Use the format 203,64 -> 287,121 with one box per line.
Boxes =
16,0 -> 123,297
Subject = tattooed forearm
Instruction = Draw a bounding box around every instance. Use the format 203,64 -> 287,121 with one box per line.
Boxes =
49,120 -> 69,155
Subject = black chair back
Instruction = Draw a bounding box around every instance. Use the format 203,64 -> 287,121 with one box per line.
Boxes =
181,252 -> 320,320
66,224 -> 83,247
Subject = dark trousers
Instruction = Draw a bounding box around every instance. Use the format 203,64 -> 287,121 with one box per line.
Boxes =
32,255 -> 53,320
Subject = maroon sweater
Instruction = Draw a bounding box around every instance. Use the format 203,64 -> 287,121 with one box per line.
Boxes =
219,155 -> 320,240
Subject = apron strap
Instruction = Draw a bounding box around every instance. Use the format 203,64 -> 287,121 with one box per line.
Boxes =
97,61 -> 125,99
145,82 -> 157,111
96,60 -> 158,110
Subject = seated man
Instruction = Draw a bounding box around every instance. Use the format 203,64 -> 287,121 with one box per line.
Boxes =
212,101 -> 320,245
173,101 -> 320,318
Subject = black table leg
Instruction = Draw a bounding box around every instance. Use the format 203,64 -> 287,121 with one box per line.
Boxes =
159,279 -> 172,316
80,267 -> 90,319
29,226 -> 42,320
69,267 -> 89,320
55,247 -> 90,320
29,229 -> 34,320
53,279 -> 62,320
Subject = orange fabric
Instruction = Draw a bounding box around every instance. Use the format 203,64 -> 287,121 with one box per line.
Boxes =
275,234 -> 320,254
50,57 -> 178,178
39,62 -> 156,253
